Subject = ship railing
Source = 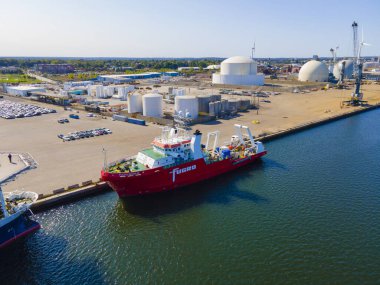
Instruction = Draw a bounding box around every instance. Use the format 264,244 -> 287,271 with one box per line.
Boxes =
106,155 -> 137,171
162,158 -> 193,169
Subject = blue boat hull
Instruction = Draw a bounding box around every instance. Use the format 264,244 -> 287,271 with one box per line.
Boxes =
0,212 -> 40,249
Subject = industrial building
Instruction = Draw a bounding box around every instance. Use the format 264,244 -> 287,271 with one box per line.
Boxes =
298,60 -> 329,82
6,86 -> 46,96
34,64 -> 74,74
212,56 -> 264,86
97,72 -> 162,83
63,81 -> 94,90
162,71 -> 179,77
363,60 -> 380,70
205,65 -> 220,70
0,66 -> 21,73
178,67 -> 200,71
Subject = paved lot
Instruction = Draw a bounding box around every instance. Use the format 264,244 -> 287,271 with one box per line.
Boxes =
0,153 -> 26,184
1,84 -> 380,195
0,97 -> 161,194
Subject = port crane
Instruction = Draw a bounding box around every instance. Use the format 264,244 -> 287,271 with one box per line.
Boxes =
343,21 -> 370,106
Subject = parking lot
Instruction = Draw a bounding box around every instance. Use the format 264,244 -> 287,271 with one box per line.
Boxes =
0,95 -> 161,195
0,100 -> 56,119
58,127 -> 112,141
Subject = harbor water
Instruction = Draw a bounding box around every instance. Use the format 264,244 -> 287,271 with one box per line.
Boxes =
1,109 -> 380,284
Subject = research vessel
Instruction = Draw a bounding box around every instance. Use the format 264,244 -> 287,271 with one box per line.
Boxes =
0,188 -> 40,249
101,124 -> 267,197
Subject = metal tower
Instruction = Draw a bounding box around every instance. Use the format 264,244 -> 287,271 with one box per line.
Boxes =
352,21 -> 359,75
251,42 -> 256,59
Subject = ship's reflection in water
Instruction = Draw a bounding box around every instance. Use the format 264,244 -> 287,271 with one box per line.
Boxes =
119,160 -> 269,218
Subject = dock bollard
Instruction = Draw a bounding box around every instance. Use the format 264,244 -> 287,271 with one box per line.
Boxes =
53,188 -> 65,195
67,184 -> 79,191
82,180 -> 93,187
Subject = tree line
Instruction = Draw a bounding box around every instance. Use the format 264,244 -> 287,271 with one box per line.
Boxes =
0,58 -> 222,71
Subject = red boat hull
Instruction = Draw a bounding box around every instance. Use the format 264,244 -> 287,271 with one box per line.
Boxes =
101,151 -> 267,197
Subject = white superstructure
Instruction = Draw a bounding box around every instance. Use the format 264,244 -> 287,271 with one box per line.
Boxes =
212,56 -> 264,86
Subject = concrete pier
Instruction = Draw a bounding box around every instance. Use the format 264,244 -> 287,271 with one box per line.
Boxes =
29,102 -> 380,212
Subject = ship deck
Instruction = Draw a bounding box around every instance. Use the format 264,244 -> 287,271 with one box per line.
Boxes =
107,159 -> 147,173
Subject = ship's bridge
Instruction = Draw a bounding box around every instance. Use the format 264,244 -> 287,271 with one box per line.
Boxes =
135,127 -> 193,169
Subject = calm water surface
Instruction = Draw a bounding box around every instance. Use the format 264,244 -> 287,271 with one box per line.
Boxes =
1,109 -> 380,285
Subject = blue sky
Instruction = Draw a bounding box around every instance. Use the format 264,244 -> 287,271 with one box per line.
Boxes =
0,0 -> 378,58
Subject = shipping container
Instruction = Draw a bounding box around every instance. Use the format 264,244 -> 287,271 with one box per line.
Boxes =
112,114 -> 128,122
127,117 -> 146,126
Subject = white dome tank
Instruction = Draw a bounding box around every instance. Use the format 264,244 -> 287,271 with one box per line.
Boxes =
333,60 -> 354,80
175,96 -> 199,119
127,93 -> 143,113
142,93 -> 163,118
221,56 -> 257,75
212,55 -> 264,86
298,60 -> 329,82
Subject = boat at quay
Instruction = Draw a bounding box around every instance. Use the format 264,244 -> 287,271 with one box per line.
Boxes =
0,188 -> 40,249
101,124 -> 267,197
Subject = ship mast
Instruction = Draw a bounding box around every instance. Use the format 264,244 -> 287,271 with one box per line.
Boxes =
102,148 -> 108,170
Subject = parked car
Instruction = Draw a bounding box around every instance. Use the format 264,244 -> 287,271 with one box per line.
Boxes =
58,128 -> 112,142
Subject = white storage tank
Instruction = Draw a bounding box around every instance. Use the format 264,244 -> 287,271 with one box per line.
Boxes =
228,99 -> 240,112
87,85 -> 92,96
209,102 -> 216,116
128,93 -> 143,113
143,93 -> 163,118
211,94 -> 222,102
173,88 -> 186,96
214,101 -> 222,116
175,96 -> 199,119
198,95 -> 212,113
221,99 -> 229,112
126,85 -> 135,92
105,86 -> 115,97
239,99 -> 251,110
95,85 -> 104,98
118,87 -> 127,100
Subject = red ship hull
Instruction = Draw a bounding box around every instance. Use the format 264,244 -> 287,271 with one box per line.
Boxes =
101,151 -> 267,197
